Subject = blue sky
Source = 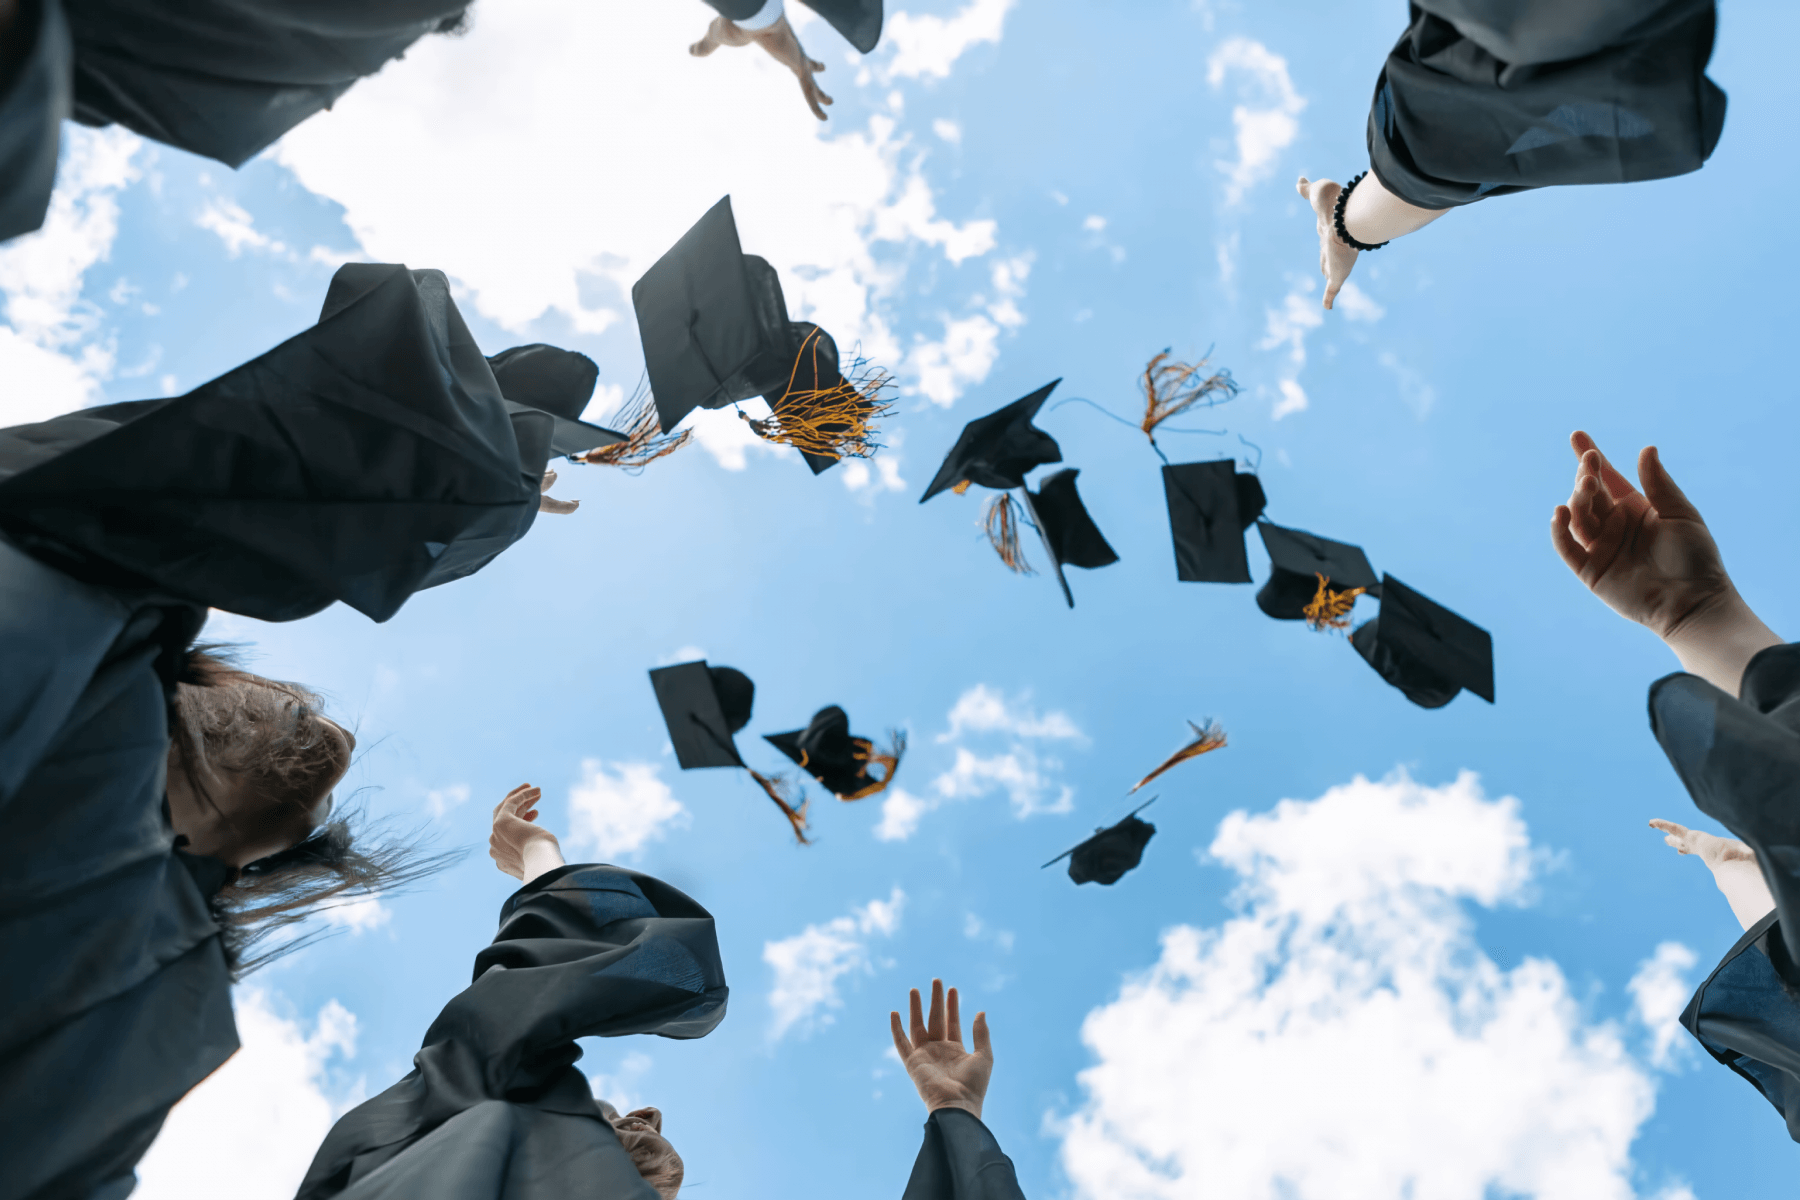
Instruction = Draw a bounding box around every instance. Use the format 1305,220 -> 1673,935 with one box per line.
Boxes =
7,1 -> 1798,1196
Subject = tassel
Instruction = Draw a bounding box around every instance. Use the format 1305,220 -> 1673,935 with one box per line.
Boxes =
1129,720 -> 1227,793
747,328 -> 895,460
951,480 -> 974,495
747,767 -> 812,845
984,493 -> 1034,574
1303,572 -> 1366,632
1140,350 -> 1239,440
838,730 -> 908,802
571,381 -> 691,471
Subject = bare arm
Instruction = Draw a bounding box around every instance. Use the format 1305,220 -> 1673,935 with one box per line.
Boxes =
690,12 -> 833,121
1296,173 -> 1447,309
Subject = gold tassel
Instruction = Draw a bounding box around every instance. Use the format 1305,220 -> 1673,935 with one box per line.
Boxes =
747,327 -> 895,460
1140,350 -> 1239,440
570,381 -> 692,471
838,730 -> 908,802
985,493 -> 1034,574
1129,720 -> 1227,794
951,480 -> 974,495
747,767 -> 812,845
1303,572 -> 1365,632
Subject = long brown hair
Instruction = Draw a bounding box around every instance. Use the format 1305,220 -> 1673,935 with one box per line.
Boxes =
172,646 -> 455,977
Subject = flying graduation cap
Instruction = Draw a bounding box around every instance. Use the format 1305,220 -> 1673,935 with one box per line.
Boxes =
485,344 -> 628,459
632,197 -> 893,474
1255,522 -> 1381,625
1351,574 -> 1495,708
1042,798 -> 1159,886
1020,468 -> 1119,608
1161,460 -> 1267,583
919,381 -> 1064,502
763,705 -> 906,800
648,660 -> 811,841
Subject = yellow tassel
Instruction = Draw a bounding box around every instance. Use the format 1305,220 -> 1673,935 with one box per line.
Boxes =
570,381 -> 692,470
1140,350 -> 1239,440
1303,572 -> 1365,632
747,768 -> 812,845
985,493 -> 1034,574
837,730 -> 908,802
951,480 -> 974,495
747,327 -> 896,460
1129,720 -> 1227,793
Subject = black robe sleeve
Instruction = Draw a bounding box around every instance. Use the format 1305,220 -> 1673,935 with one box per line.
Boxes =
295,864 -> 729,1200
901,1108 -> 1028,1200
0,263 -> 556,624
0,536 -> 237,1200
696,0 -> 883,54
1650,642 -> 1800,1141
1367,0 -> 1726,209
0,0 -> 70,242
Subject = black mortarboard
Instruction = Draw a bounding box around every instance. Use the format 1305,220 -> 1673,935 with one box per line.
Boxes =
1255,521 -> 1380,620
1044,809 -> 1158,886
1161,461 -> 1267,583
486,344 -> 627,457
761,322 -> 861,476
1020,468 -> 1119,608
919,381 -> 1064,502
649,661 -> 757,769
632,197 -> 795,434
1351,574 -> 1495,708
763,704 -> 902,800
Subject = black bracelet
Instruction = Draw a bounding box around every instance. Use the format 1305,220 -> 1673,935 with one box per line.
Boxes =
1332,172 -> 1389,252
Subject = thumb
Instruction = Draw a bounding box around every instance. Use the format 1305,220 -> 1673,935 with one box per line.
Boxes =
971,1011 -> 992,1059
1638,446 -> 1704,523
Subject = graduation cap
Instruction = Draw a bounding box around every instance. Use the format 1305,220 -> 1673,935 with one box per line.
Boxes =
1161,461 -> 1267,583
1042,798 -> 1159,886
763,705 -> 905,800
1020,468 -> 1119,608
919,381 -> 1064,503
1351,574 -> 1495,708
487,344 -> 629,458
1255,522 -> 1380,622
633,197 -> 891,468
648,660 -> 813,840
569,382 -> 692,470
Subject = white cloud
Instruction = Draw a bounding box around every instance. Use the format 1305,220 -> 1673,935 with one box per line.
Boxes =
322,894 -> 392,934
566,759 -> 690,862
881,0 -> 1014,81
1271,377 -> 1308,420
1259,282 -> 1323,420
765,887 -> 906,1041
136,989 -> 359,1199
1215,231 -> 1239,294
425,782 -> 471,820
874,786 -> 932,841
908,313 -> 1001,407
932,118 -> 963,144
589,1049 -> 655,1115
196,196 -> 287,258
1206,38 -> 1305,206
1054,770 -> 1677,1200
935,745 -> 1073,817
1334,280 -> 1385,322
0,126 -> 143,424
1629,941 -> 1699,1071
940,683 -> 1081,742
964,911 -> 1015,952
1379,349 -> 1439,419
275,2 -> 1015,407
840,452 -> 907,494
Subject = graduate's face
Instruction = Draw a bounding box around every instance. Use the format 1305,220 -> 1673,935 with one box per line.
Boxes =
600,1101 -> 683,1198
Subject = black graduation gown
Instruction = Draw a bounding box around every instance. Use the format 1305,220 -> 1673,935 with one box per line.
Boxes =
901,1109 -> 1028,1200
0,262 -> 557,624
1367,0 -> 1727,209
0,0 -> 464,241
700,0 -> 882,54
293,864 -> 729,1200
1650,643 -> 1800,1141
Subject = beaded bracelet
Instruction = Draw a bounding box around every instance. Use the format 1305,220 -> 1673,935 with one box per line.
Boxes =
1332,172 -> 1389,252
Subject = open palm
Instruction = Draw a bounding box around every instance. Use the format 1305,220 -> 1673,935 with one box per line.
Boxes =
890,979 -> 993,1120
1550,431 -> 1730,639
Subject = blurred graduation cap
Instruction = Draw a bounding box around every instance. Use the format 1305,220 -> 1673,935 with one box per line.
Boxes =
1042,798 -> 1159,886
1161,461 -> 1266,583
649,660 -> 813,840
919,381 -> 1064,503
632,197 -> 891,472
1351,574 -> 1495,709
1255,522 -> 1380,623
1129,720 -> 1226,794
764,705 -> 905,800
487,344 -> 628,458
1020,468 -> 1119,608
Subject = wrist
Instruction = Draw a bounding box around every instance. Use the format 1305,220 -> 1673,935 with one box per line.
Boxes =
518,836 -> 566,886
928,1099 -> 983,1121
1662,586 -> 1782,697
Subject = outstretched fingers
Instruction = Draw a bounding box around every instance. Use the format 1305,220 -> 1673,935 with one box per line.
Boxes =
890,1010 -> 913,1061
1638,446 -> 1704,523
927,978 -> 946,1041
1570,431 -> 1638,502
1550,506 -> 1590,573
971,1011 -> 992,1061
1649,817 -> 1696,853
946,986 -> 963,1047
908,986 -> 926,1045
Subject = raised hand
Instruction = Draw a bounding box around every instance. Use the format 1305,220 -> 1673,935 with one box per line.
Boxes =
689,14 -> 832,121
1296,176 -> 1358,310
1649,818 -> 1776,932
889,979 -> 993,1120
539,468 -> 578,515
489,783 -> 565,883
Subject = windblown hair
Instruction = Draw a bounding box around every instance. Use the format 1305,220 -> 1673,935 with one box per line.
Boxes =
1139,350 -> 1239,441
173,647 -> 454,977
984,493 -> 1033,574
571,380 -> 691,472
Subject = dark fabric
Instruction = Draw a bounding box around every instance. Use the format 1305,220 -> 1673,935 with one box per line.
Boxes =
296,864 -> 729,1199
1350,573 -> 1495,709
1023,468 -> 1118,610
1067,816 -> 1156,886
764,705 -> 882,797
1161,462 -> 1261,585
0,264 -> 556,624
1367,0 -> 1726,209
1681,909 -> 1800,1142
919,381 -> 1064,503
0,535 -> 237,1200
697,0 -> 884,53
0,0 -> 69,242
901,1108 -> 1028,1200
